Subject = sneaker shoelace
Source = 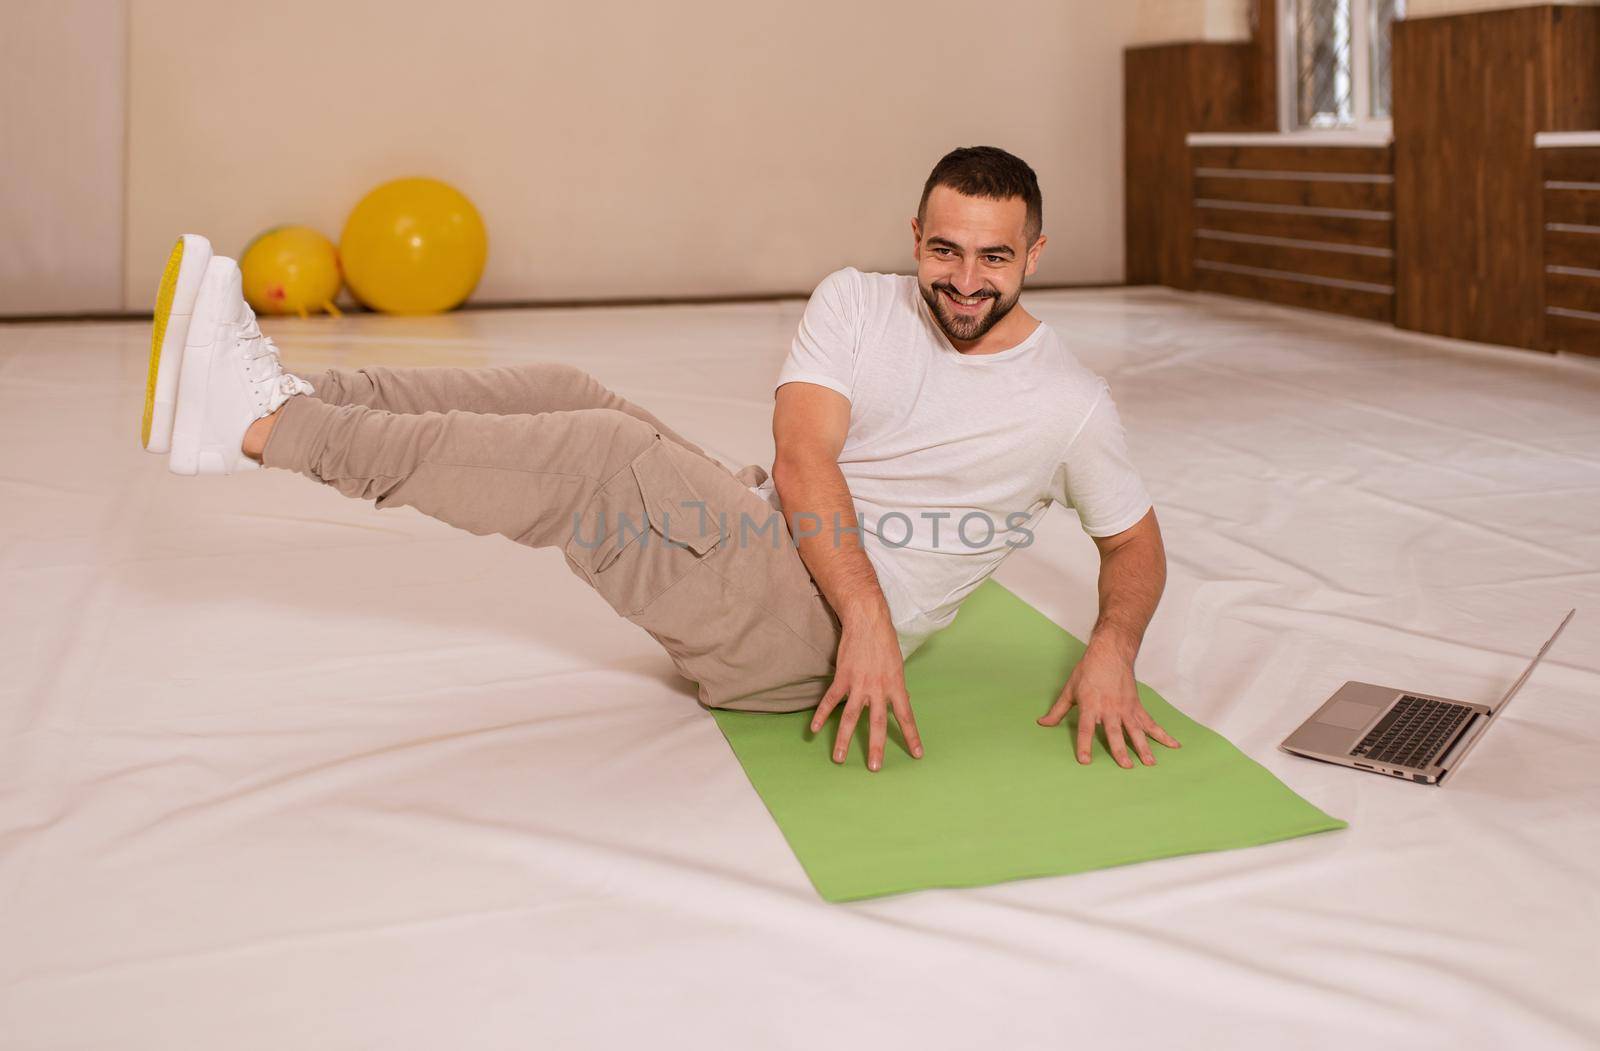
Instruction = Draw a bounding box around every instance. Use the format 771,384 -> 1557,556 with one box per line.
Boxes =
238,311 -> 314,396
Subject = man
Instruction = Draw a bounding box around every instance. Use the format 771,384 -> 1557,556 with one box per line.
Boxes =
139,145 -> 1177,774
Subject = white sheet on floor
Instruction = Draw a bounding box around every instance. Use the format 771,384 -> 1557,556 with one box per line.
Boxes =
2,289 -> 1597,1049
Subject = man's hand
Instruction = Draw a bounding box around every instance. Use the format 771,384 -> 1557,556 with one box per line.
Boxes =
809,600 -> 923,772
1037,645 -> 1179,767
1039,507 -> 1173,767
770,381 -> 924,773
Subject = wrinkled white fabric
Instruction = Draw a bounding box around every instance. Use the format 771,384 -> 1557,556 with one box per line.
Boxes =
1,288 -> 1597,1049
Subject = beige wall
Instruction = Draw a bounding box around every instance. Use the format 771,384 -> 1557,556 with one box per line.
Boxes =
2,1 -> 126,315
125,0 -> 1141,309
1130,0 -> 1251,44
1127,1 -> 1600,46
1406,0 -> 1596,15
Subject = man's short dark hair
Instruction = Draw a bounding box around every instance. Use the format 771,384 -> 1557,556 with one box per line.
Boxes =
917,146 -> 1043,247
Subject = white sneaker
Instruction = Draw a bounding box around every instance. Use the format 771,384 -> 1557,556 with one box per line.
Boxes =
141,234 -> 213,454
168,256 -> 316,476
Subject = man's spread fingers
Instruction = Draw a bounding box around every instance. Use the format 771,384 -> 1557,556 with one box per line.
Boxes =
892,696 -> 924,758
865,698 -> 890,772
1145,716 -> 1184,748
1104,719 -> 1134,769
1142,712 -> 1181,748
810,682 -> 846,733
1127,723 -> 1156,766
833,699 -> 865,764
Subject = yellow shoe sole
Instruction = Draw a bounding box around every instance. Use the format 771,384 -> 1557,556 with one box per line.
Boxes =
142,234 -> 213,453
142,238 -> 186,450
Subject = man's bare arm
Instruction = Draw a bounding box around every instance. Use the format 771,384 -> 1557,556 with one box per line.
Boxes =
770,384 -> 886,628
1037,507 -> 1180,767
1085,506 -> 1166,667
770,382 -> 922,771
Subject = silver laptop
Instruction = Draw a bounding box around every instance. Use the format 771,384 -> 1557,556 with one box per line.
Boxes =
1280,610 -> 1575,785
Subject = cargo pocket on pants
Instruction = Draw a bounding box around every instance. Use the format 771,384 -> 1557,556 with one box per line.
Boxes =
564,436 -> 725,617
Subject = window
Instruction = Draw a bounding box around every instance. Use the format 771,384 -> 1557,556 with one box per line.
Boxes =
1281,0 -> 1405,130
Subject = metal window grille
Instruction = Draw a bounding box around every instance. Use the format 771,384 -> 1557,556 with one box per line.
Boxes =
1295,0 -> 1352,127
1370,0 -> 1403,119
1290,0 -> 1404,128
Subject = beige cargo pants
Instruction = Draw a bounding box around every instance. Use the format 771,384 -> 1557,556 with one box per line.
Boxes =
260,362 -> 841,712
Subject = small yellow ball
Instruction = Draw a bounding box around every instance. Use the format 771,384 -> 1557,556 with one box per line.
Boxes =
239,226 -> 342,317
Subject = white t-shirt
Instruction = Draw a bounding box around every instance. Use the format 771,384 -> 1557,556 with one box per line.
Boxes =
754,266 -> 1152,657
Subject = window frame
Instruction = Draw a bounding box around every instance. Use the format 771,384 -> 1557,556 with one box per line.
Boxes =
1277,0 -> 1399,137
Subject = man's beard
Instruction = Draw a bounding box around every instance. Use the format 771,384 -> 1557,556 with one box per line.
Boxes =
919,280 -> 1021,344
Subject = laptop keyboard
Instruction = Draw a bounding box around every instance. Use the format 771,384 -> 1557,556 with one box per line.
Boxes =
1350,695 -> 1474,769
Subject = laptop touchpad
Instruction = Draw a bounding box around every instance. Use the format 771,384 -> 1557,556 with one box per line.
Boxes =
1321,700 -> 1381,731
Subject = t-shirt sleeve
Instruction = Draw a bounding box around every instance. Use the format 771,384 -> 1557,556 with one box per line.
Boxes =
1048,383 -> 1153,537
774,267 -> 860,401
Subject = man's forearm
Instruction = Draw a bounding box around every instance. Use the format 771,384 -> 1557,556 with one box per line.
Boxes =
1085,529 -> 1166,667
771,456 -> 890,629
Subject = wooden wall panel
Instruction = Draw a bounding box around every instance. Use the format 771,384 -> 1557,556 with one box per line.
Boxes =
1194,267 -> 1393,322
1191,146 -> 1391,174
1546,271 -> 1600,314
1124,43 -> 1255,288
1394,5 -> 1600,352
1542,145 -> 1600,357
1193,234 -> 1394,284
1246,0 -> 1278,135
1193,175 -> 1392,211
1125,46 -> 1190,287
1124,0 -> 1285,289
1186,45 -> 1256,131
1544,188 -> 1600,227
1393,9 -> 1546,348
1545,227 -> 1600,270
1546,6 -> 1600,131
1544,311 -> 1600,355
1190,146 -> 1395,322
1193,204 -> 1393,248
1537,8 -> 1600,358
1544,146 -> 1600,182
1127,1 -> 1600,352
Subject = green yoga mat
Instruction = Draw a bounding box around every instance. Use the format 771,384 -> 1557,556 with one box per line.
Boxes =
713,580 -> 1346,902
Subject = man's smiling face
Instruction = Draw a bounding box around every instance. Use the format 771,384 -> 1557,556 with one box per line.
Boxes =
912,184 -> 1042,346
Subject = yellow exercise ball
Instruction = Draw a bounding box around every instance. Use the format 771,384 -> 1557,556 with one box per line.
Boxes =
339,177 -> 488,315
240,225 -> 343,318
